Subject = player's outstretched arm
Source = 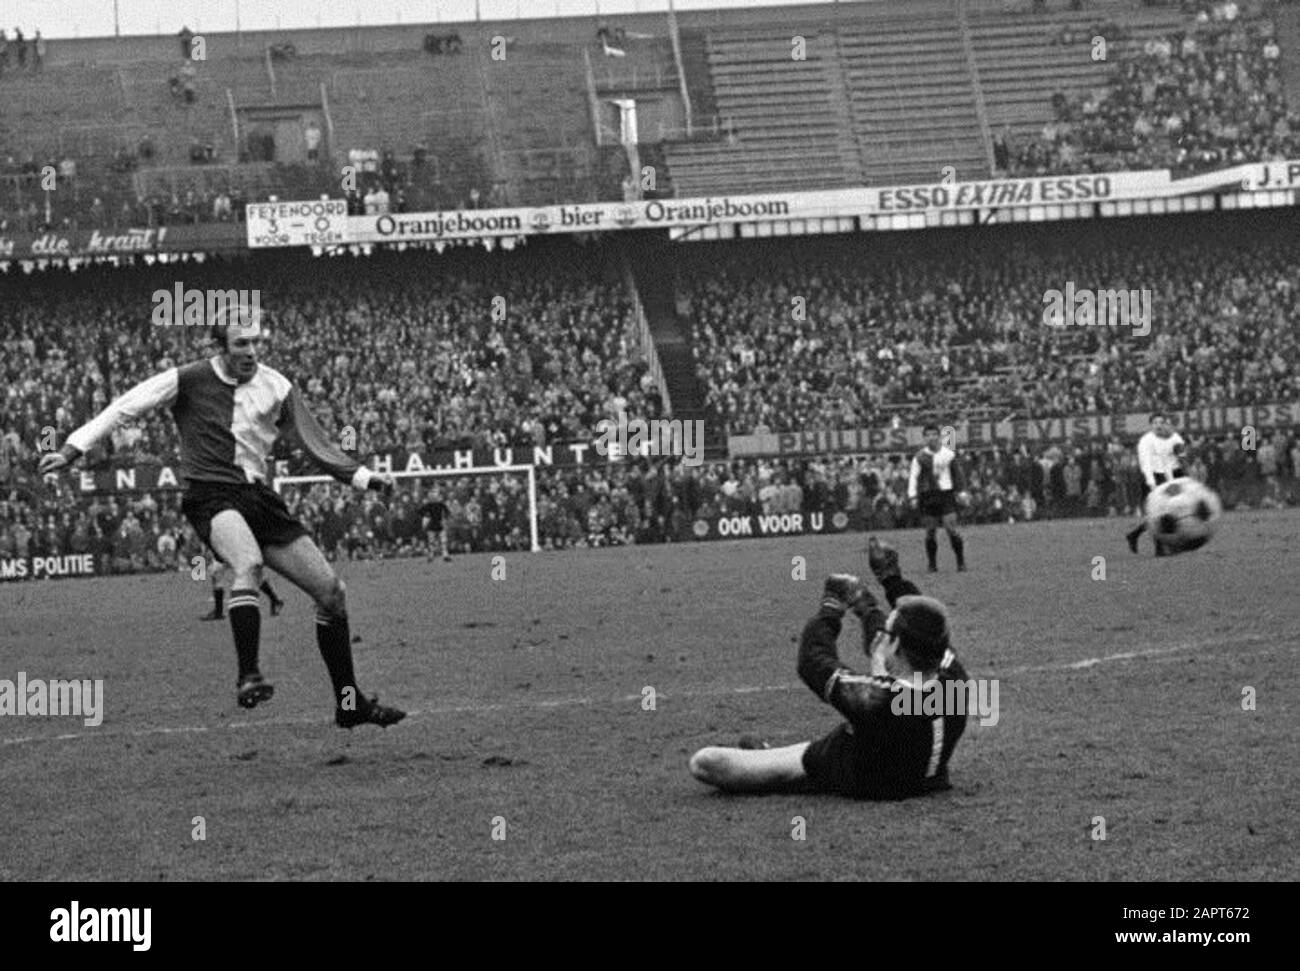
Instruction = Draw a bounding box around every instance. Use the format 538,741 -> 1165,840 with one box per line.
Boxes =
278,386 -> 394,494
40,369 -> 179,473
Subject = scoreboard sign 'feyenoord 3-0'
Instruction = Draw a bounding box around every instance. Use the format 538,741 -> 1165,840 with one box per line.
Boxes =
246,160 -> 1300,248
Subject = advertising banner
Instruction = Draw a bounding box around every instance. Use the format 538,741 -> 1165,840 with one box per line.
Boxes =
688,509 -> 853,542
246,160 -> 1300,249
727,403 -> 1300,457
0,223 -> 245,261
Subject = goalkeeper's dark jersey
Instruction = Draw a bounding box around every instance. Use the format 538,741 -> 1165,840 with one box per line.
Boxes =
418,501 -> 449,531
797,576 -> 969,798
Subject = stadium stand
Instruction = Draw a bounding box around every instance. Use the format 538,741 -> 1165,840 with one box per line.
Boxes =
683,210 -> 1299,435
4,207 -> 1298,570
4,3 -> 1300,572
6,0 -> 1297,231
1002,0 -> 1300,175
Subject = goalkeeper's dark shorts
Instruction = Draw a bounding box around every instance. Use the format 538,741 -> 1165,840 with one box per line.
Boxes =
183,480 -> 309,553
801,723 -> 928,801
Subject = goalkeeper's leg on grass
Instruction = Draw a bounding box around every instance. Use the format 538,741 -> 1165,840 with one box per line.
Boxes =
689,742 -> 812,793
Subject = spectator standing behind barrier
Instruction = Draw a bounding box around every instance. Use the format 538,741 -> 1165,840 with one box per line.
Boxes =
304,121 -> 322,162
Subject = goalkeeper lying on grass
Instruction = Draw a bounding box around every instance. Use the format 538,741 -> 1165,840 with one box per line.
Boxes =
689,538 -> 970,799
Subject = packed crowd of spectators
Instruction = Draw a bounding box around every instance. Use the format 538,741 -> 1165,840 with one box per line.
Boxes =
2,213 -> 1299,573
0,245 -> 656,471
0,243 -> 659,570
684,210 -> 1299,435
416,431 -> 1300,553
6,428 -> 1297,570
1007,0 -> 1300,176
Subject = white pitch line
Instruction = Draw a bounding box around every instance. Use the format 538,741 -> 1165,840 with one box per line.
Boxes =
0,632 -> 1280,751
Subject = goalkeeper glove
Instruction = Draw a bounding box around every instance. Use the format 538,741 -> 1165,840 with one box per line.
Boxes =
821,574 -> 876,618
867,536 -> 902,583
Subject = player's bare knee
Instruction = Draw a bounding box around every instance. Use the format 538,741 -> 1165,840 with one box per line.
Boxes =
232,559 -> 263,589
317,577 -> 347,619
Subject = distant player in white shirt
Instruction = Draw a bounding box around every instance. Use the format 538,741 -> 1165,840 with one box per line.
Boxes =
908,424 -> 967,572
1125,412 -> 1187,556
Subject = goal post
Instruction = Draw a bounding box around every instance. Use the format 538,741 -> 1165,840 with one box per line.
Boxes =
273,464 -> 541,553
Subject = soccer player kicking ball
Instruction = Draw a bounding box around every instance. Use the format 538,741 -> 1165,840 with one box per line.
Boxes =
38,309 -> 405,729
689,539 -> 969,798
1125,412 -> 1187,557
908,424 -> 967,572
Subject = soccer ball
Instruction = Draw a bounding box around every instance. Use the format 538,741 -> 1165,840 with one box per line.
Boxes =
1145,478 -> 1222,553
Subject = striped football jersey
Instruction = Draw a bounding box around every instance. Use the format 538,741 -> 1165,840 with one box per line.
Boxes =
908,445 -> 963,499
66,356 -> 374,488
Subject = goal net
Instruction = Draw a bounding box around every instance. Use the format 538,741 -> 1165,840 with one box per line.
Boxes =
273,464 -> 540,556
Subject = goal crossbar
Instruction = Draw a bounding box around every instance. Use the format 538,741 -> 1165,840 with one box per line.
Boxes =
273,464 -> 540,552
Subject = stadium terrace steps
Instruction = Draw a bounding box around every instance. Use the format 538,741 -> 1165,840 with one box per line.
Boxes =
0,66 -> 132,158
117,69 -> 244,170
329,65 -> 488,154
620,233 -> 711,431
968,6 -> 1188,143
588,36 -> 679,95
479,44 -> 607,204
676,30 -> 719,125
663,28 -> 860,197
660,2 -> 1202,195
838,14 -> 988,186
0,2 -> 1267,218
3,33 -> 611,212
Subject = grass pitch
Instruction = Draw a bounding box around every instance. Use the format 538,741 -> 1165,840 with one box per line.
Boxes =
2,512 -> 1296,880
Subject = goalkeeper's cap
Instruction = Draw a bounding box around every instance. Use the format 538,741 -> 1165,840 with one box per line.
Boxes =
888,595 -> 951,667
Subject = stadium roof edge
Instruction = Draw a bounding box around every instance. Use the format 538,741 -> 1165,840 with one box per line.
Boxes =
37,0 -> 1007,55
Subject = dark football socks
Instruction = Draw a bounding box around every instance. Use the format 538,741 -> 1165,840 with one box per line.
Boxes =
924,534 -> 938,570
950,533 -> 965,568
259,580 -> 280,603
316,609 -> 359,707
211,587 -> 225,617
227,588 -> 262,680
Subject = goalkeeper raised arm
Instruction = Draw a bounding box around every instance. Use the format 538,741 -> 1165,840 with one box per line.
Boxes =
689,538 -> 970,798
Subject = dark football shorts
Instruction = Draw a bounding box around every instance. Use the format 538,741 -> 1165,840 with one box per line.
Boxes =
801,723 -> 920,800
1140,469 -> 1187,500
918,490 -> 958,519
182,480 -> 309,552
